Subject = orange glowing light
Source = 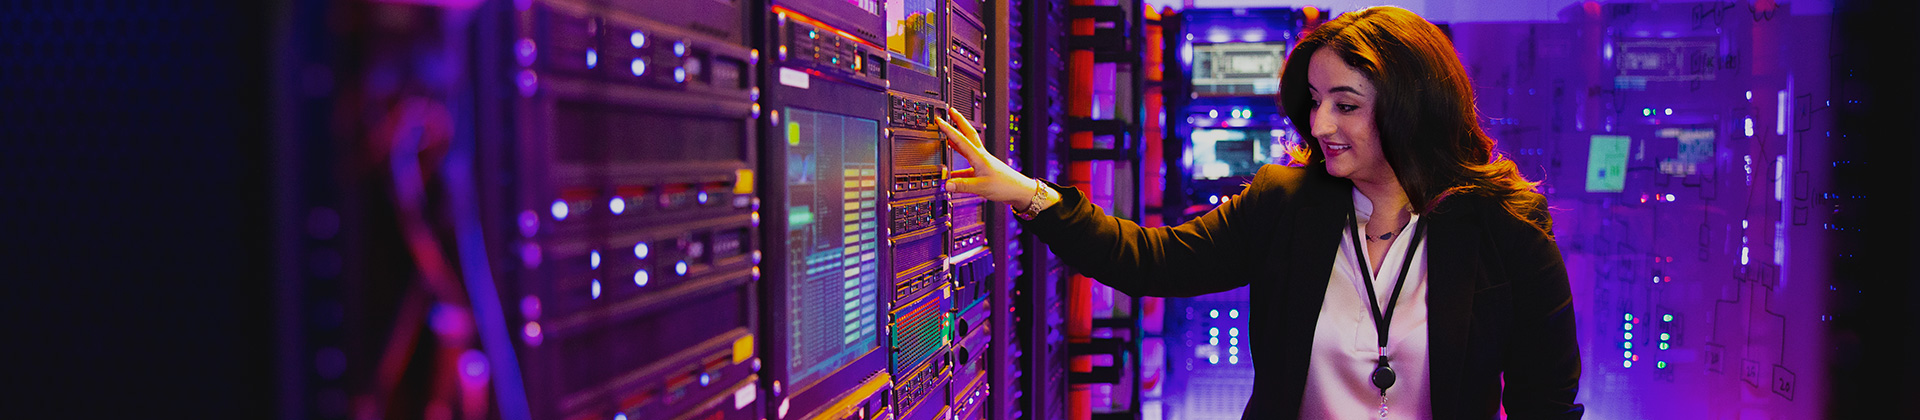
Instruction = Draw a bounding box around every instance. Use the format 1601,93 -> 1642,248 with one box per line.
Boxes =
771,6 -> 883,50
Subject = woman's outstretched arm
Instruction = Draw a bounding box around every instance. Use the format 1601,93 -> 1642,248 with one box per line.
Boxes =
937,107 -> 1293,297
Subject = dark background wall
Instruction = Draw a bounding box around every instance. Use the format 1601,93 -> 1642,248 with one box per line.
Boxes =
1,0 -> 273,417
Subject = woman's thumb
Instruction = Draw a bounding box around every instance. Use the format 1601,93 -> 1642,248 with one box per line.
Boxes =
946,177 -> 983,196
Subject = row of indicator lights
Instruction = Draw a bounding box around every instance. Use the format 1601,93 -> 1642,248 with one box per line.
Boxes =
519,30 -> 692,81
521,295 -> 545,346
1622,313 -> 1636,367
1209,309 -> 1240,319
1638,193 -> 1677,203
586,243 -> 691,299
617,32 -> 692,82
1740,219 -> 1750,266
1207,108 -> 1260,119
519,243 -> 698,346
1621,313 -> 1675,368
1207,309 -> 1242,348
1657,91 -> 1787,138
550,192 -> 713,221
1658,314 -> 1674,352
1208,325 -> 1241,365
807,29 -> 862,70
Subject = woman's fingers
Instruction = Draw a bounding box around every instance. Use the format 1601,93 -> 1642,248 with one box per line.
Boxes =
938,111 -> 1029,203
946,107 -> 983,150
936,116 -> 986,164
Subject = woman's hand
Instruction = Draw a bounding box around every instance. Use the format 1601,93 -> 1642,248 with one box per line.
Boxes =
936,106 -> 1042,208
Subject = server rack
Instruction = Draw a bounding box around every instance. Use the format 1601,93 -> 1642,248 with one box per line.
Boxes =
473,2 -> 765,419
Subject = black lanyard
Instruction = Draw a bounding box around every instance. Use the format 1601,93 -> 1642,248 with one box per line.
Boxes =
1347,211 -> 1427,395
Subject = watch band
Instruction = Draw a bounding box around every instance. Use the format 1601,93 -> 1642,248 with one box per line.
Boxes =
1016,178 -> 1056,220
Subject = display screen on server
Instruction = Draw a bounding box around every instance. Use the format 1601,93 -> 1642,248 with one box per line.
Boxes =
1192,43 -> 1286,96
782,107 -> 884,390
887,0 -> 939,75
1189,128 -> 1278,180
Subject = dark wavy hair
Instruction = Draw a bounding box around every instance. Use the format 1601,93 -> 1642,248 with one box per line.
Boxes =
1279,6 -> 1550,234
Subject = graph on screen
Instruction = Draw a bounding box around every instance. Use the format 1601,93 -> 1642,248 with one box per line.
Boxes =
783,107 -> 884,390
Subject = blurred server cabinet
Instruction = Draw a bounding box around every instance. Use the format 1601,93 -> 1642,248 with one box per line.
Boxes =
1011,0 -> 1073,419
1155,8 -> 1307,419
473,1 -> 764,420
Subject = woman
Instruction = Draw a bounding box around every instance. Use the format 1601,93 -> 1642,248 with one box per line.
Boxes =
935,6 -> 1582,420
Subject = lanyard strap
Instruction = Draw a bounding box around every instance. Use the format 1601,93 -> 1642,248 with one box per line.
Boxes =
1347,211 -> 1428,351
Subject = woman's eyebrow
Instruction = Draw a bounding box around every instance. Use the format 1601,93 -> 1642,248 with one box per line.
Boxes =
1305,83 -> 1364,96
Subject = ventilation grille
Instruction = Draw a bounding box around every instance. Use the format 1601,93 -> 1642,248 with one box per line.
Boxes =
893,137 -> 943,168
892,233 -> 943,275
948,70 -> 983,124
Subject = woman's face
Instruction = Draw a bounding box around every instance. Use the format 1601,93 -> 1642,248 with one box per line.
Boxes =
1305,48 -> 1395,186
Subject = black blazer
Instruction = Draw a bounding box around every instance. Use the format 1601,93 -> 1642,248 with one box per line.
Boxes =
1019,163 -> 1584,419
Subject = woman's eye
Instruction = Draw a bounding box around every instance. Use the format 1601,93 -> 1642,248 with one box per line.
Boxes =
1308,99 -> 1321,109
1337,104 -> 1359,112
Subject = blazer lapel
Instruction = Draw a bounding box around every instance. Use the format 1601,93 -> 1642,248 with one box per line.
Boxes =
1265,178 -> 1350,418
1422,200 -> 1482,419
1283,190 -> 1348,335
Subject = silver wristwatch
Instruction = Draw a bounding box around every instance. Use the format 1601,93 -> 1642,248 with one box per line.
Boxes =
1015,178 -> 1057,220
